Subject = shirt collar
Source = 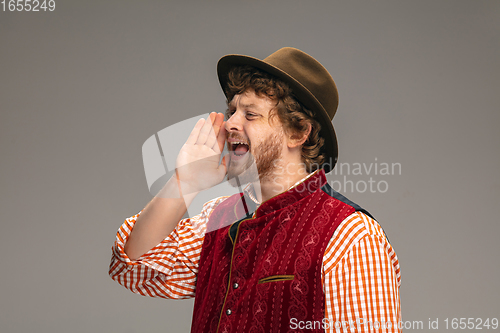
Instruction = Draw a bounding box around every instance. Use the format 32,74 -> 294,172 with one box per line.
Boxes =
243,170 -> 320,207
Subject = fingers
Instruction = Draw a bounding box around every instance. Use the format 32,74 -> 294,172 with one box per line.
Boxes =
214,118 -> 227,153
204,113 -> 220,149
185,118 -> 205,145
187,113 -> 226,152
195,112 -> 216,145
208,113 -> 226,152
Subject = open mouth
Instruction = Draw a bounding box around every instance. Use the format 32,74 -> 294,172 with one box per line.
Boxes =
230,141 -> 250,157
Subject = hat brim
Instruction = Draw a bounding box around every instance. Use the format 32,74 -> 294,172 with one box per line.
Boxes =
217,54 -> 338,173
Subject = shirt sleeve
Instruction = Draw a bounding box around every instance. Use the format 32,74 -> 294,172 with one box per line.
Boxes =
108,196 -> 228,299
323,212 -> 402,333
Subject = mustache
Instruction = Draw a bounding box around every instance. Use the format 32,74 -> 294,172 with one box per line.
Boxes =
226,133 -> 250,146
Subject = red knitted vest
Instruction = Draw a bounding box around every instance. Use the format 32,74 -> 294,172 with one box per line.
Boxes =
191,170 -> 358,333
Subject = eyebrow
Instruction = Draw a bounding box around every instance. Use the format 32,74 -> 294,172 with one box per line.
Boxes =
227,101 -> 259,110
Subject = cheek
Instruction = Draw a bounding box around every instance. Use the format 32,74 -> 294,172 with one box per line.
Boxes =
248,134 -> 266,150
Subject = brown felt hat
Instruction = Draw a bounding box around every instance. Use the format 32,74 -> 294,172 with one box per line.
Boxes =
217,47 -> 339,172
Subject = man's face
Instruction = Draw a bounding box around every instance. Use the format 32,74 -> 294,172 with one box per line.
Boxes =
225,89 -> 286,185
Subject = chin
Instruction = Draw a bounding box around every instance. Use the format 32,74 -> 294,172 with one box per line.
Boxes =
227,156 -> 259,187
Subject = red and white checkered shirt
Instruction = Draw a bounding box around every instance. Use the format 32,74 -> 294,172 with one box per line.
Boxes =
110,186 -> 401,332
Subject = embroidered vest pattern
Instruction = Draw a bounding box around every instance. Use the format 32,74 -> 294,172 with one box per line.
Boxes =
191,170 -> 360,333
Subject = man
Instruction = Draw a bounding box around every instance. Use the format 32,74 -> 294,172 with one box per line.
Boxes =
109,47 -> 401,332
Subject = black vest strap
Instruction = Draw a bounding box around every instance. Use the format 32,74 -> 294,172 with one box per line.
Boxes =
321,183 -> 391,243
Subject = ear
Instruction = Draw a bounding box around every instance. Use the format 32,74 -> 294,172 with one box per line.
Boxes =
287,123 -> 312,149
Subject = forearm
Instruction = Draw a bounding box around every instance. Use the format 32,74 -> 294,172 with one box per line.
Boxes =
109,208 -> 203,299
124,175 -> 198,260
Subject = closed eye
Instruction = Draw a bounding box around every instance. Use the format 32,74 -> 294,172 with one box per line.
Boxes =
245,112 -> 258,120
226,109 -> 259,121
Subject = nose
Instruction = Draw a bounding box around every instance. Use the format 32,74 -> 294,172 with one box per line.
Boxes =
225,111 -> 243,132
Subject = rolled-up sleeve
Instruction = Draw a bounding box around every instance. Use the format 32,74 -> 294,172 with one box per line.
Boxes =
108,196 -> 227,299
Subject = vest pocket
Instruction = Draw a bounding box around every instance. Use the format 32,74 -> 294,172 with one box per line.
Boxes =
257,275 -> 295,284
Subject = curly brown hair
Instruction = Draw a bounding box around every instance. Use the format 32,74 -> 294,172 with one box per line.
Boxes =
224,65 -> 325,172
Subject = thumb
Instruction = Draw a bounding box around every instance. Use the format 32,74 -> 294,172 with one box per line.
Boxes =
219,154 -> 229,176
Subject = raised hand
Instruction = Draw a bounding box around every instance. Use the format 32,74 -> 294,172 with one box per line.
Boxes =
175,112 -> 227,194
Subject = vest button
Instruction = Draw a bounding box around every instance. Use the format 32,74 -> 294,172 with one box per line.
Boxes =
233,283 -> 239,289
226,309 -> 232,315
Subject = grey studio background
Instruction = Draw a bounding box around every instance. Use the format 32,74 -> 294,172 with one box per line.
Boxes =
1,1 -> 499,332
